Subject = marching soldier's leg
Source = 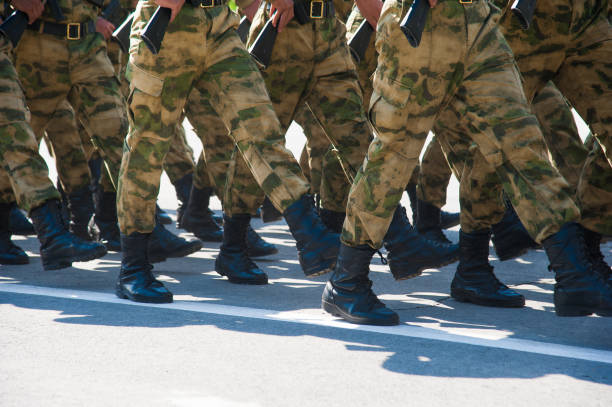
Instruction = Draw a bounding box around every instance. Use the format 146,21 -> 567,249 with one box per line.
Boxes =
1,38 -> 106,269
44,100 -> 95,241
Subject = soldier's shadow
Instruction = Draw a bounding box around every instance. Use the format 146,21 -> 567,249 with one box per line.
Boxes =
1,230 -> 611,385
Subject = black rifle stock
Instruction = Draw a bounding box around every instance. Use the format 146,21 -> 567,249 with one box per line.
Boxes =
237,15 -> 251,44
248,17 -> 277,69
112,12 -> 134,53
399,0 -> 430,48
510,0 -> 536,30
0,10 -> 28,47
141,6 -> 171,54
348,19 -> 374,63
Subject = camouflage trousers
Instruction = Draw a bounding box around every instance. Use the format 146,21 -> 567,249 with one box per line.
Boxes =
14,29 -> 128,193
232,4 -> 373,214
342,0 -> 580,248
0,39 -> 60,211
500,0 -> 612,169
118,2 -> 309,233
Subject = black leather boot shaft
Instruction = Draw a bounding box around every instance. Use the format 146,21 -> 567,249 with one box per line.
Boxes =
30,199 -> 107,270
415,198 -> 451,244
584,228 -> 611,283
322,244 -> 399,326
384,205 -> 459,280
451,229 -> 525,307
246,223 -> 278,257
542,222 -> 612,316
116,232 -> 173,303
0,203 -> 29,265
179,185 -> 223,242
491,204 -> 538,261
148,222 -> 203,263
8,203 -> 35,235
319,208 -> 346,234
260,196 -> 283,223
283,194 -> 340,277
174,172 -> 193,225
93,190 -> 121,251
215,214 -> 268,284
155,204 -> 172,225
67,186 -> 95,241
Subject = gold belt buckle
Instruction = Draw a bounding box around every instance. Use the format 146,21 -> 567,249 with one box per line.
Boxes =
67,23 -> 81,40
310,1 -> 325,19
201,0 -> 215,7
459,0 -> 473,4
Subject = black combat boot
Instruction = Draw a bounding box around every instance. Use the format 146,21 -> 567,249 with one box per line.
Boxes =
0,202 -> 29,265
155,204 -> 172,225
283,194 -> 340,277
322,244 -> 399,326
319,208 -> 346,234
93,189 -> 121,251
406,182 -> 458,229
30,199 -> 107,270
491,204 -> 538,261
67,186 -> 95,241
451,229 -> 525,307
116,232 -> 173,303
384,205 -> 459,280
542,223 -> 612,316
178,185 -> 223,242
8,203 -> 35,235
246,222 -> 278,257
583,228 -> 611,284
215,214 -> 268,284
173,173 -> 193,225
415,198 -> 452,245
148,222 -> 203,263
260,196 -> 283,223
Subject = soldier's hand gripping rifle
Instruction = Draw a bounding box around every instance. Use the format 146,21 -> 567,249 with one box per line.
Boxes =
111,12 -> 134,53
510,0 -> 536,30
0,0 -> 64,47
399,0 -> 430,48
141,6 -> 171,54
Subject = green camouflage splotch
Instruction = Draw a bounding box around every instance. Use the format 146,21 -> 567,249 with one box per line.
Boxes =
342,0 -> 579,248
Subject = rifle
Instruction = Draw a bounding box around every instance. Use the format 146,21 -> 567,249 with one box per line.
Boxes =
248,16 -> 277,69
237,15 -> 251,44
510,0 -> 536,30
111,12 -> 134,53
348,19 -> 374,63
140,6 -> 171,54
399,0 -> 430,48
0,10 -> 28,47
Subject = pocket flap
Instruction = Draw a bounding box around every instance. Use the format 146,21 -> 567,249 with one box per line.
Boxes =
127,63 -> 164,97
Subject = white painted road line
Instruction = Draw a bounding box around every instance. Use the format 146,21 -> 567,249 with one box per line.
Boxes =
1,283 -> 611,365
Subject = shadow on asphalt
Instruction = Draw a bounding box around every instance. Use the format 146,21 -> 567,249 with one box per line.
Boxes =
2,219 -> 612,385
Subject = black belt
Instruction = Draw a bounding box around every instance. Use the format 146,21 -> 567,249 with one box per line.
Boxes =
28,20 -> 96,40
186,0 -> 228,7
293,0 -> 335,24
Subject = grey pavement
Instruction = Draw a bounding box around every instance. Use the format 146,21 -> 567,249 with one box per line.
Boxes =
1,125 -> 611,406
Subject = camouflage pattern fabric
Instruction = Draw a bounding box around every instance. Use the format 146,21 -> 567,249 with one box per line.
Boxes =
43,100 -> 92,194
497,0 -> 612,168
0,38 -> 60,211
118,1 -> 310,233
578,135 -> 612,235
342,0 -> 580,248
14,0 -> 128,193
163,121 -> 196,186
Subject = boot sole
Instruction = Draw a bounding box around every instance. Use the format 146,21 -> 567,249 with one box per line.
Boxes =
303,259 -> 336,278
42,245 -> 108,270
214,262 -> 268,285
555,305 -> 612,317
322,300 -> 399,326
0,256 -> 30,265
451,288 -> 525,308
115,287 -> 173,303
